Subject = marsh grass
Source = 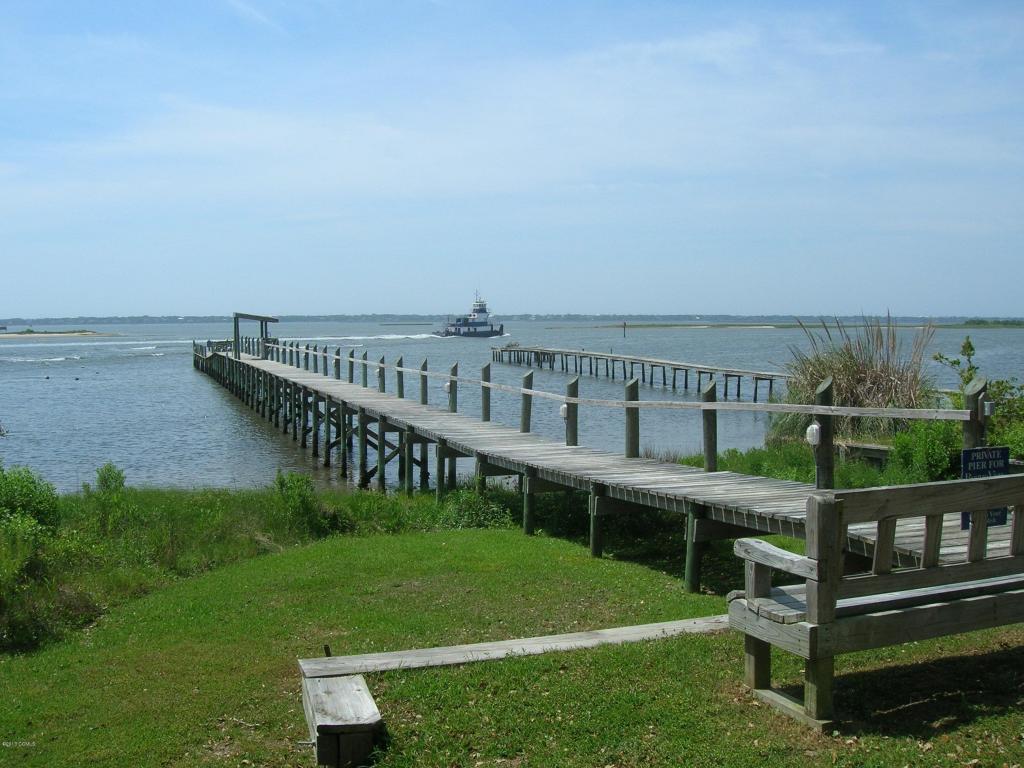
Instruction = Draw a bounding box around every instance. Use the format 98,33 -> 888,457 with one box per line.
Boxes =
772,314 -> 937,439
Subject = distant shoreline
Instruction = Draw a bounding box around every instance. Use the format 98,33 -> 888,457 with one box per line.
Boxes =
0,330 -> 111,340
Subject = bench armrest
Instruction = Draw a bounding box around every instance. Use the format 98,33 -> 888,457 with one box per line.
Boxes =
734,538 -> 819,580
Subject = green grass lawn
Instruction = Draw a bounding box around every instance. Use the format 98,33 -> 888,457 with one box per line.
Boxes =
2,529 -> 1022,767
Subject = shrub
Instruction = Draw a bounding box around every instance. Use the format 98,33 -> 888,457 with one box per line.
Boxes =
771,315 -> 936,440
96,462 -> 126,494
435,490 -> 515,529
0,464 -> 60,528
274,471 -> 350,536
935,337 -> 1024,460
884,420 -> 961,484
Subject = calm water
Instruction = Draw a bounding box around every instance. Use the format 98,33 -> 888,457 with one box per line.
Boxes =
1,320 -> 1021,492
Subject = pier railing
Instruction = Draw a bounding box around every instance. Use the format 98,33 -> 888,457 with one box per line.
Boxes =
214,336 -> 982,491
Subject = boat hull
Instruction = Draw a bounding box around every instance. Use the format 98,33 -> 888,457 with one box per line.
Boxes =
434,324 -> 504,338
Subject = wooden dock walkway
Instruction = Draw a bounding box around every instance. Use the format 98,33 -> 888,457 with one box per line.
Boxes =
492,344 -> 787,400
192,332 -> 1008,592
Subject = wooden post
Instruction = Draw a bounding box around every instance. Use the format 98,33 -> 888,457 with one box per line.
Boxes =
334,348 -> 341,379
435,439 -> 447,500
339,403 -> 349,475
420,360 -> 428,405
403,427 -> 415,495
804,494 -> 839,720
702,379 -> 717,472
743,557 -> 772,690
481,363 -> 491,422
565,377 -> 579,446
963,377 -> 988,449
312,345 -> 318,374
396,356 -> 404,399
304,345 -> 310,370
376,417 -> 387,492
377,357 -> 386,393
311,393 -> 320,457
446,449 -> 457,490
419,441 -> 429,490
348,350 -> 355,383
323,400 -> 332,467
521,371 -> 533,432
357,408 -> 368,488
814,378 -> 835,490
272,376 -> 280,428
361,352 -> 368,388
300,387 -> 309,448
448,364 -> 458,412
624,378 -> 639,458
684,501 -> 708,593
589,483 -> 606,557
522,467 -> 537,535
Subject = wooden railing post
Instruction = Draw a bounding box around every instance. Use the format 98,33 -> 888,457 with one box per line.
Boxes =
624,378 -> 639,458
348,350 -> 355,383
396,356 -> 405,398
481,363 -> 491,422
378,356 -> 386,393
702,379 -> 717,472
963,377 -> 988,449
448,364 -> 458,412
521,371 -> 533,432
565,376 -> 579,446
334,348 -> 341,379
420,360 -> 428,405
814,377 -> 835,490
304,345 -> 310,370
361,352 -> 368,388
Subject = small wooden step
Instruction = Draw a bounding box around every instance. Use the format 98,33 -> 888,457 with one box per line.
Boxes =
301,675 -> 382,767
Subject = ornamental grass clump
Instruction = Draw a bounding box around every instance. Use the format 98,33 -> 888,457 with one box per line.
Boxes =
771,314 -> 937,439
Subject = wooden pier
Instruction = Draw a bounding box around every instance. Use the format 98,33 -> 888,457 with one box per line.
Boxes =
192,325 -> 1013,593
492,345 -> 787,401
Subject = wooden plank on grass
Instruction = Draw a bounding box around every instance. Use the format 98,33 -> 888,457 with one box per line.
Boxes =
298,616 -> 729,678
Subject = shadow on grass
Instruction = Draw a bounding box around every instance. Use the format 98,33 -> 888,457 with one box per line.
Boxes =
780,645 -> 1024,738
524,487 -> 752,596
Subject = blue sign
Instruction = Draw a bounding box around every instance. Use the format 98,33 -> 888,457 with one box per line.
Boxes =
961,446 -> 1010,530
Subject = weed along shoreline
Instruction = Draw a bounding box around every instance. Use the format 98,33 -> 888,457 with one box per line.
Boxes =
3,316 -> 1024,767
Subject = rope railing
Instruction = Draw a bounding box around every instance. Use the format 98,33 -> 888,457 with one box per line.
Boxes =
254,339 -> 970,421
207,336 -> 988,491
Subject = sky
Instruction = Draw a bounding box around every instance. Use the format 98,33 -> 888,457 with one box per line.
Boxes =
1,1 -> 1022,318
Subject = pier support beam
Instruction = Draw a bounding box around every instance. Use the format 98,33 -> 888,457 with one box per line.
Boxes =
589,483 -> 607,558
435,440 -> 448,501
684,502 -> 709,593
522,468 -> 537,535
377,417 -> 388,492
357,408 -> 368,489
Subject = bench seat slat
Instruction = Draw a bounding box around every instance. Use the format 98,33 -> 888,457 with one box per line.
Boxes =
739,572 -> 1024,625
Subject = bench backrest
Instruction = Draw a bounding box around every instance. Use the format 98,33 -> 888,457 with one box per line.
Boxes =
805,474 -> 1024,620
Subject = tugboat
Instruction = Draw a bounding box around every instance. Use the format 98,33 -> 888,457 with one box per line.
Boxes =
435,294 -> 505,338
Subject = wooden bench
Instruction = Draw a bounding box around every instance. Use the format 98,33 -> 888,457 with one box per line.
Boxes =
301,674 -> 383,767
728,474 -> 1024,729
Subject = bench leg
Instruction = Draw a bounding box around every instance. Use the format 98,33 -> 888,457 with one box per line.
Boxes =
744,635 -> 771,690
804,656 -> 834,721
